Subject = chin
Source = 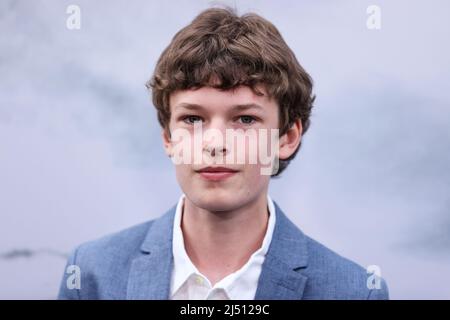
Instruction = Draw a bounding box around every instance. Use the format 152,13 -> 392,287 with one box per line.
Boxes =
189,190 -> 242,212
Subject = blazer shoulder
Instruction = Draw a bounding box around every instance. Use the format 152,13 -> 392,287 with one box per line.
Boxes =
302,235 -> 389,300
77,219 -> 154,258
58,219 -> 156,299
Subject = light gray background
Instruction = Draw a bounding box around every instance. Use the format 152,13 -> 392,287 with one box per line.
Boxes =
1,0 -> 449,299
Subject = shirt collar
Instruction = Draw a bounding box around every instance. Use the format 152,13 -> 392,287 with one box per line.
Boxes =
170,193 -> 276,299
170,194 -> 200,296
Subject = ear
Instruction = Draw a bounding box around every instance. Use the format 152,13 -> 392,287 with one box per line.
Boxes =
161,128 -> 173,157
278,119 -> 303,160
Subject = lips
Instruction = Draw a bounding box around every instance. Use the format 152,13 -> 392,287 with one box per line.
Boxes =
197,166 -> 238,173
196,166 -> 239,181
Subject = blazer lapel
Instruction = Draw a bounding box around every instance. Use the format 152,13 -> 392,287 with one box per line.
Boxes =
126,205 -> 176,300
255,201 -> 309,300
126,200 -> 309,300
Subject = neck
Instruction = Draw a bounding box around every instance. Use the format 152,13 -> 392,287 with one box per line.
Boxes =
181,191 -> 270,286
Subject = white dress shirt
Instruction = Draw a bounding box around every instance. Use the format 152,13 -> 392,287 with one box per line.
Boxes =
170,194 -> 276,300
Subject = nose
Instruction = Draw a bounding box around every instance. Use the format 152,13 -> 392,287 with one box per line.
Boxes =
202,119 -> 229,157
203,145 -> 227,157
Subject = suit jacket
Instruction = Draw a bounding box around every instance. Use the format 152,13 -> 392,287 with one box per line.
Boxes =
58,200 -> 389,299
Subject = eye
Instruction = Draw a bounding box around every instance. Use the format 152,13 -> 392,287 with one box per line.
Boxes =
237,115 -> 257,125
182,115 -> 203,124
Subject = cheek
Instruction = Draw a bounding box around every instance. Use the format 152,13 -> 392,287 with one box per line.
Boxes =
238,169 -> 270,199
242,163 -> 271,187
174,164 -> 193,186
247,131 -> 278,171
230,134 -> 266,166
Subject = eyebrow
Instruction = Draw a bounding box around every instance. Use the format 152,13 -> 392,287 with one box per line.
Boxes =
174,103 -> 264,112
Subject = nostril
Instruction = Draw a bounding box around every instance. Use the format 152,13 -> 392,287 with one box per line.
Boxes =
203,145 -> 227,156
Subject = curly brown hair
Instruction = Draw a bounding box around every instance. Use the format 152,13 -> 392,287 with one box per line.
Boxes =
147,7 -> 315,177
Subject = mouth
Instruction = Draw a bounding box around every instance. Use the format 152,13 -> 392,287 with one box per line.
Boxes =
195,166 -> 239,181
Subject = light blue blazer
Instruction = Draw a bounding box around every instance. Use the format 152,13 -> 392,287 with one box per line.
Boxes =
58,200 -> 389,300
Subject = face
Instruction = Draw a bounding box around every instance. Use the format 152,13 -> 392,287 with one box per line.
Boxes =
163,85 -> 302,212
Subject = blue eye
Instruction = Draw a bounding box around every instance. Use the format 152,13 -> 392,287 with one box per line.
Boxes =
183,115 -> 203,124
238,115 -> 256,124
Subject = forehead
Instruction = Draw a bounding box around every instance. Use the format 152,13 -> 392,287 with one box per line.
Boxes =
169,85 -> 276,112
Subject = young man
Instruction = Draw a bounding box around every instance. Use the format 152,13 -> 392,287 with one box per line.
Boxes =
58,7 -> 388,300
